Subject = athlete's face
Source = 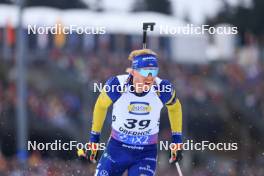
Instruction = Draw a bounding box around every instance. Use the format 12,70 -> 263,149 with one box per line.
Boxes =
132,68 -> 156,93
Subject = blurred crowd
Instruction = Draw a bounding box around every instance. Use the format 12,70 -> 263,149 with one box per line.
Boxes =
0,152 -> 94,176
0,34 -> 264,175
0,79 -> 82,127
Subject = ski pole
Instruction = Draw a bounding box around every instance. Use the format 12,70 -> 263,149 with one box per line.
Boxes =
175,162 -> 183,176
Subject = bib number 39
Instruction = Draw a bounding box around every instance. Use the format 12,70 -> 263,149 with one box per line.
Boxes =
124,119 -> 150,130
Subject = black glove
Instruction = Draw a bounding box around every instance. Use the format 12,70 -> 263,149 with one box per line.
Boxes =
77,143 -> 98,163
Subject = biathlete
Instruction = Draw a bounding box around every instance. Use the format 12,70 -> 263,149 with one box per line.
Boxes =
78,49 -> 183,176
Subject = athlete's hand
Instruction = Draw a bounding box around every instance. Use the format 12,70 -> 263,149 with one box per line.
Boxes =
77,143 -> 98,163
169,143 -> 183,164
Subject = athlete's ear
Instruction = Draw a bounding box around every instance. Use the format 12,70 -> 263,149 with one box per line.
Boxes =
126,68 -> 134,76
126,68 -> 133,75
131,69 -> 135,76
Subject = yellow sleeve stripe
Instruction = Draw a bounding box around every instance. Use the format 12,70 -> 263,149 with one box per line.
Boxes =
91,91 -> 112,133
166,90 -> 176,105
166,99 -> 182,133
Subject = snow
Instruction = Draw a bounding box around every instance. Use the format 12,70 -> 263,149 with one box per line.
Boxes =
0,5 -> 186,35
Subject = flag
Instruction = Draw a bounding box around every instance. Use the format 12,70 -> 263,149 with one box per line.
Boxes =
3,19 -> 15,59
6,20 -> 15,47
54,21 -> 66,48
